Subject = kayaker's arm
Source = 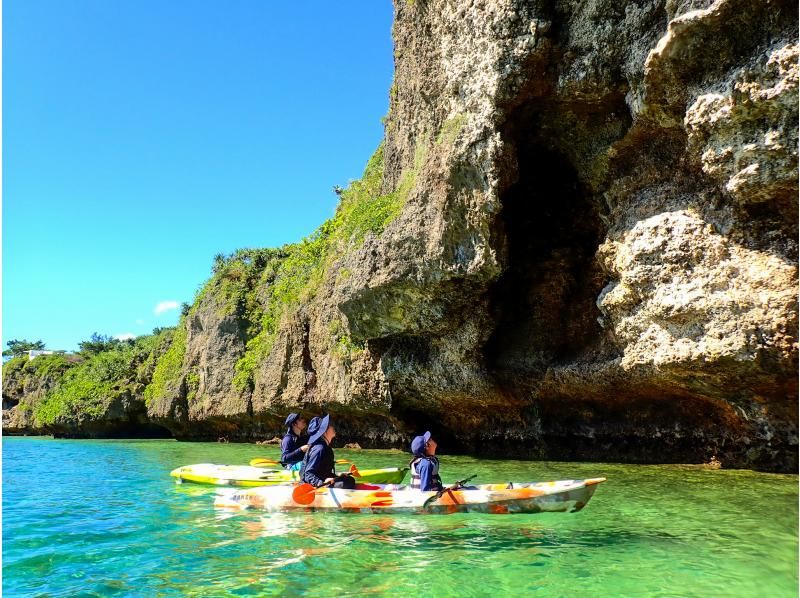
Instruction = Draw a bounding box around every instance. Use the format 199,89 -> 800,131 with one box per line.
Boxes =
280,435 -> 306,465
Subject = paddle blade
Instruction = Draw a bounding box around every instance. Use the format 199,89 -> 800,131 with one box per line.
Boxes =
250,458 -> 280,467
291,483 -> 318,505
349,463 -> 361,478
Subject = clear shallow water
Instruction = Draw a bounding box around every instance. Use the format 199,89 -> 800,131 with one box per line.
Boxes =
3,436 -> 797,597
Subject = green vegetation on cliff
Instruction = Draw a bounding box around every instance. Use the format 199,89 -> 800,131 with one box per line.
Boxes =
3,353 -> 79,386
232,142 -> 419,389
199,247 -> 289,320
233,220 -> 334,390
35,351 -> 132,424
34,332 -> 171,425
436,113 -> 466,146
2,355 -> 26,380
328,317 -> 365,359
143,326 -> 184,406
23,353 -> 78,379
7,141 -> 425,417
333,144 -> 393,245
134,328 -> 177,385
78,333 -> 126,355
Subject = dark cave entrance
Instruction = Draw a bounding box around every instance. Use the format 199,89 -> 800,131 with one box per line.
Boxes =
55,421 -> 175,439
388,400 -> 464,452
106,422 -> 174,439
484,117 -> 606,390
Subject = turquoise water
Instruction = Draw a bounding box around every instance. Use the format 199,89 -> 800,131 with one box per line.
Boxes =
3,437 -> 797,597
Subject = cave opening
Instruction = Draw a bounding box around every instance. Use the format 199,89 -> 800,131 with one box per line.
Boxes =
389,401 -> 464,452
54,421 -> 174,439
485,111 -> 606,392
108,422 -> 174,439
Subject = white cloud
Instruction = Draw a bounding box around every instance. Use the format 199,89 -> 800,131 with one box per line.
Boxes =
115,333 -> 136,341
135,319 -> 145,325
154,300 -> 180,315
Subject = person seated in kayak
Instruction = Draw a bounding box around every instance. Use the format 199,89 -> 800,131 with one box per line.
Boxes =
280,413 -> 309,470
409,431 -> 443,492
301,414 -> 356,489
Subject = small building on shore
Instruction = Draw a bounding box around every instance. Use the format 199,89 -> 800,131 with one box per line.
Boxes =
24,350 -> 68,360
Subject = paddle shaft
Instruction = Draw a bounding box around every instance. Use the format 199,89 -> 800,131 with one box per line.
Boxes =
423,474 -> 478,508
250,457 -> 351,467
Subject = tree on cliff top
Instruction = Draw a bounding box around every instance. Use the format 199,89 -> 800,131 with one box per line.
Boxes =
2,339 -> 46,357
78,333 -> 125,355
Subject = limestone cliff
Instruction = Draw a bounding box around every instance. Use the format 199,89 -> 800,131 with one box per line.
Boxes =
4,0 -> 797,471
326,0 -> 796,471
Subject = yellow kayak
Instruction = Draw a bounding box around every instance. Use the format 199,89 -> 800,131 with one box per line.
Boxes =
170,463 -> 408,487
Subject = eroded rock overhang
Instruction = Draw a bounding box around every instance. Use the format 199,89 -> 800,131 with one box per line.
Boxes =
334,0 -> 798,471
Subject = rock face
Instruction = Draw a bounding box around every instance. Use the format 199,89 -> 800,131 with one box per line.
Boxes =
3,358 -> 65,432
319,0 -> 797,471
5,0 -> 797,471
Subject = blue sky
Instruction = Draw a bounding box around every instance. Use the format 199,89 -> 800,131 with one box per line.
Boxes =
3,1 -> 394,351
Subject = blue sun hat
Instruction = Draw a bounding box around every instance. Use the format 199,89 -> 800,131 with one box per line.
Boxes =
410,431 -> 432,456
284,413 -> 301,430
307,414 -> 330,445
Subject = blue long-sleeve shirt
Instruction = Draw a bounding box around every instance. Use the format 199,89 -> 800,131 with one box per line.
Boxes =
280,432 -> 307,466
302,442 -> 335,487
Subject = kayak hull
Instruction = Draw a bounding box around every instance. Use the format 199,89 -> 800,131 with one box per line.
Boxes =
170,464 -> 408,487
214,478 -> 606,514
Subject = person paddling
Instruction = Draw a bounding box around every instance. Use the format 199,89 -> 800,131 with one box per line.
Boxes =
280,413 -> 309,470
409,431 -> 443,492
301,415 -> 356,489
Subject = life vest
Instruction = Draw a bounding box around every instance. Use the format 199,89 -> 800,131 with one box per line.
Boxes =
409,455 -> 442,490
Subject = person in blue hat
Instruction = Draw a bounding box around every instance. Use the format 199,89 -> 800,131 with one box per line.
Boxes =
301,414 -> 356,489
280,413 -> 309,470
409,431 -> 443,492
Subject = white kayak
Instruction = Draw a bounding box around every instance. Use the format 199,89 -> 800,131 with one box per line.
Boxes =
214,478 -> 607,514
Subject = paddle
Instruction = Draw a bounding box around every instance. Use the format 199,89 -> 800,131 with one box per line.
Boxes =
291,464 -> 360,504
422,474 -> 477,509
291,480 -> 333,505
250,457 -> 351,468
